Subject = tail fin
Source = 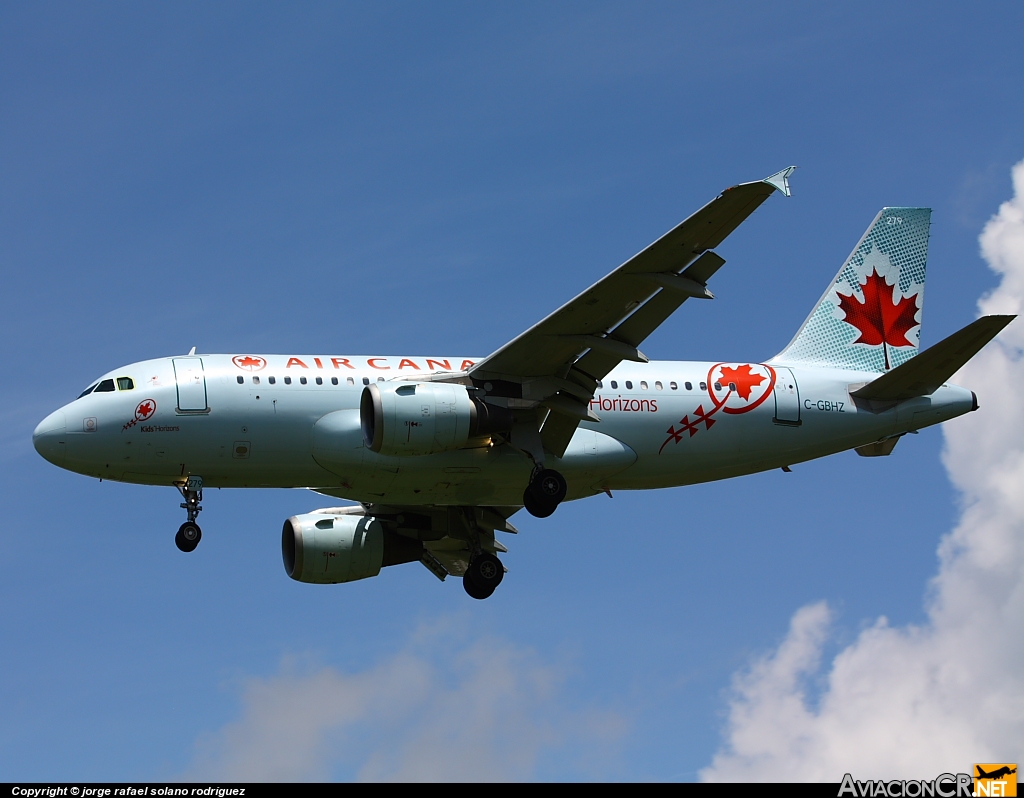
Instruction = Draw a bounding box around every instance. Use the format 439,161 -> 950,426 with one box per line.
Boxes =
772,207 -> 931,372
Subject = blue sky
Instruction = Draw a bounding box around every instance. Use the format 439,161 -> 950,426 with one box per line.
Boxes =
2,2 -> 1023,781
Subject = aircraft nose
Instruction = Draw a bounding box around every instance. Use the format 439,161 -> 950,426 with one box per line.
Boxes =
33,409 -> 67,466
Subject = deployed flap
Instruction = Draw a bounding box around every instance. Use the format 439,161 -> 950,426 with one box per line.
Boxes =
569,251 -> 727,385
852,315 -> 1014,401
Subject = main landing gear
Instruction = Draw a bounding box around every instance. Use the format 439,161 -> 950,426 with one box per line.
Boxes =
523,468 -> 567,518
175,476 -> 203,553
463,552 -> 504,600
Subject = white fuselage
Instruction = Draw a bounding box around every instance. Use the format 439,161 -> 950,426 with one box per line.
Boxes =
33,353 -> 975,506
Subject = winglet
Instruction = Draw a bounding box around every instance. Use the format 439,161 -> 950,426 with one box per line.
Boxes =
762,166 -> 796,197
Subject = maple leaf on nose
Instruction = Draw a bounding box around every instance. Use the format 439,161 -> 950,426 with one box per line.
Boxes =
837,269 -> 919,348
717,364 -> 765,401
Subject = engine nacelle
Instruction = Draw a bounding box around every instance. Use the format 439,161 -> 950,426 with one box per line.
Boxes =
360,382 -> 513,456
282,512 -> 384,584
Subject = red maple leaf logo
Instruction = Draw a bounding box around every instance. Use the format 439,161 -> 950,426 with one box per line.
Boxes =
135,400 -> 156,420
717,364 -> 766,401
837,269 -> 919,349
232,355 -> 266,371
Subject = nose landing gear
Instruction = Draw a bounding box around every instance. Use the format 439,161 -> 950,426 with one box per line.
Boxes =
175,521 -> 202,552
523,468 -> 567,518
175,476 -> 203,553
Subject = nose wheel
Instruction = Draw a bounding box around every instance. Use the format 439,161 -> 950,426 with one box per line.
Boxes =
175,476 -> 203,553
523,468 -> 567,518
175,521 -> 202,552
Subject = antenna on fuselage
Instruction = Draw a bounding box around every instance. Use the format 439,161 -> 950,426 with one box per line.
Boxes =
187,346 -> 196,356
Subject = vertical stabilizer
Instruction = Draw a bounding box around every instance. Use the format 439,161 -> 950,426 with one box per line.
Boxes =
772,207 -> 930,372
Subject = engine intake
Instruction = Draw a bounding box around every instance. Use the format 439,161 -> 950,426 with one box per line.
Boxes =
360,382 -> 513,456
283,513 -> 382,584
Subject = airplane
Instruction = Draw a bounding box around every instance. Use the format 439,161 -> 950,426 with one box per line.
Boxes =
32,167 -> 1014,600
976,766 -> 1017,781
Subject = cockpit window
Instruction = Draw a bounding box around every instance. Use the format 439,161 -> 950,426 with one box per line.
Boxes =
116,377 -> 134,390
94,379 -> 116,393
78,383 -> 98,399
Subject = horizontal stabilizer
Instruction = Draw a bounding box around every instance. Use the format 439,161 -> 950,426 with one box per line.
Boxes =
852,315 -> 1014,401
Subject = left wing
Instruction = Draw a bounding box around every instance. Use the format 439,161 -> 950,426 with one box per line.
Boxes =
310,497 -> 520,581
468,167 -> 795,456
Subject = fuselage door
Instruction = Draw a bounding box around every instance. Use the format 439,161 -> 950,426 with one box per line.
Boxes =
173,357 -> 208,412
773,366 -> 801,426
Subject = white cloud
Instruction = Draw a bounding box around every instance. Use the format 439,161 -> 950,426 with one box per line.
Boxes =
182,621 -> 625,782
702,159 -> 1024,782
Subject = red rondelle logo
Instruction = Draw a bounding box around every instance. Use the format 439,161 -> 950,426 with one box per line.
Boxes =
123,398 -> 157,431
232,355 -> 266,372
659,363 -> 776,453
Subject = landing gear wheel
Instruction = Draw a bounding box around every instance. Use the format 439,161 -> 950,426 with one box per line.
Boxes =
524,468 -> 567,518
532,469 -> 567,503
468,552 -> 504,590
523,488 -> 556,518
175,521 -> 202,553
464,552 -> 504,599
463,572 -> 493,600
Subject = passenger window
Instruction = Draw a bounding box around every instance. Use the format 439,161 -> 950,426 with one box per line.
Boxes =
284,377 -> 292,385
714,382 -> 722,391
699,382 -> 707,390
268,376 -> 276,385
377,376 -> 384,382
94,379 -> 115,392
347,377 -> 355,385
729,382 -> 737,391
253,376 -> 260,385
610,381 -> 617,389
655,381 -> 662,390
640,381 -> 648,390
78,383 -> 98,398
596,380 -> 603,388
685,382 -> 692,390
670,381 -> 678,390
116,377 -> 134,390
625,381 -> 633,390
331,377 -> 338,385
236,376 -> 244,385
362,377 -> 369,385
300,377 -> 307,385
316,377 -> 323,385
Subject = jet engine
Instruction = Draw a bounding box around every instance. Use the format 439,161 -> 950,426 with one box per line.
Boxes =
360,382 -> 513,456
282,511 -> 422,584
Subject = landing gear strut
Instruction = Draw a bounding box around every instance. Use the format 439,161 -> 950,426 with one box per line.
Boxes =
175,476 -> 203,553
523,468 -> 567,518
463,552 -> 504,600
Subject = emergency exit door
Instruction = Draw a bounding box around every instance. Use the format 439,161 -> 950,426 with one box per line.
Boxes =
773,366 -> 801,425
173,357 -> 208,412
